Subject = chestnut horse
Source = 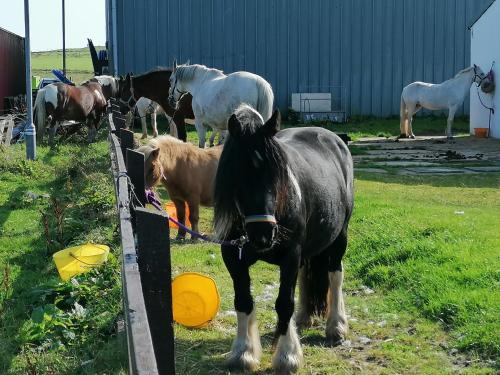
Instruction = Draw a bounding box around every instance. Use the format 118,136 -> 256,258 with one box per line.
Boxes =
34,82 -> 107,144
136,135 -> 222,239
118,69 -> 194,142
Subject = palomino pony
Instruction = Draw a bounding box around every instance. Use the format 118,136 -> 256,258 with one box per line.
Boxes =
400,65 -> 486,139
168,62 -> 274,148
136,136 -> 222,239
118,69 -> 195,142
213,105 -> 354,374
34,81 -> 107,144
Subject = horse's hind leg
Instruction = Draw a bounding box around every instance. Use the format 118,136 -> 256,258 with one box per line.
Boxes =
187,200 -> 200,240
195,120 -> 206,148
208,128 -> 216,147
172,198 -> 187,240
446,106 -> 458,139
222,246 -> 261,371
140,115 -> 148,139
326,229 -> 349,346
49,121 -> 59,146
151,111 -> 159,138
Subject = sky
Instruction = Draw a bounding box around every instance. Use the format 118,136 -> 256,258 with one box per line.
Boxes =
0,0 -> 106,51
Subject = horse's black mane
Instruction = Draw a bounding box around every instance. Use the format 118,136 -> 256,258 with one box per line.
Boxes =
214,106 -> 289,239
132,67 -> 172,80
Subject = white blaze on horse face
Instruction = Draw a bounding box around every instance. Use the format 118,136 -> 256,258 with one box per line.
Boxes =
287,167 -> 302,202
45,85 -> 58,109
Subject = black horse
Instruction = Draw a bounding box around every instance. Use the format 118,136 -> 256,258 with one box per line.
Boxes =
118,69 -> 195,142
214,105 -> 354,374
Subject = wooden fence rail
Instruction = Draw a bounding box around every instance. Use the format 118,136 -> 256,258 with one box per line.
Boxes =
108,98 -> 175,374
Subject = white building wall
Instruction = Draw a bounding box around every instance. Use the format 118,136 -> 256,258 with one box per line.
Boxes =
470,0 -> 499,138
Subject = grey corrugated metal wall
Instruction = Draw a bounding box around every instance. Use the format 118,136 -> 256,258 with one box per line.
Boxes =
106,0 -> 492,116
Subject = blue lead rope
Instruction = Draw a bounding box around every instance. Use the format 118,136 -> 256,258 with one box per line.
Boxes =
145,189 -> 247,252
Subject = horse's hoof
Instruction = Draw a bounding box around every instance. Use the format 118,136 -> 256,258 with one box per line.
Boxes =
141,134 -> 147,139
326,334 -> 344,347
226,352 -> 260,372
409,134 -> 416,139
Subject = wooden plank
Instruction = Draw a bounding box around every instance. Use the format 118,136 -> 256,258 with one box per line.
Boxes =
135,208 -> 175,375
108,114 -> 159,375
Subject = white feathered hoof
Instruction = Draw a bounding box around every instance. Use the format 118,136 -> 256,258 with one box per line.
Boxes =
272,321 -> 303,375
326,318 -> 348,347
225,345 -> 261,372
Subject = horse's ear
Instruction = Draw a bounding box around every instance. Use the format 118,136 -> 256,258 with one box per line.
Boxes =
144,147 -> 160,161
261,109 -> 281,137
173,59 -> 178,71
185,59 -> 190,65
228,114 -> 242,138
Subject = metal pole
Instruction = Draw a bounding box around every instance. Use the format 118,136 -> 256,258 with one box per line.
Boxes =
24,0 -> 36,160
62,0 -> 66,75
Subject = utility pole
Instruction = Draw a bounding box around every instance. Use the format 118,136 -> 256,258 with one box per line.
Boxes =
62,0 -> 66,75
24,0 -> 36,160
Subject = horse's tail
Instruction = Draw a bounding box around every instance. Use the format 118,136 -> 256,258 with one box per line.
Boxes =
255,78 -> 274,121
300,250 -> 330,316
400,94 -> 407,136
34,88 -> 47,141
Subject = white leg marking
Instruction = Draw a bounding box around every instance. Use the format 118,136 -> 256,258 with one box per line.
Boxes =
227,309 -> 262,371
326,270 -> 348,344
272,319 -> 303,374
295,267 -> 312,329
152,111 -> 158,137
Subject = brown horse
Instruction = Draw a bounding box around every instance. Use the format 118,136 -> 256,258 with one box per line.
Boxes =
136,135 -> 222,239
118,69 -> 195,142
34,81 -> 107,144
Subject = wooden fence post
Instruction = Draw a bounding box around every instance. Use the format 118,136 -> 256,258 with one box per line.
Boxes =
113,112 -> 126,134
120,128 -> 135,162
126,149 -> 147,208
135,207 -> 175,375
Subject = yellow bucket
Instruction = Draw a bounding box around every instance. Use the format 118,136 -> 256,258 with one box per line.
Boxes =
171,272 -> 220,328
52,243 -> 109,281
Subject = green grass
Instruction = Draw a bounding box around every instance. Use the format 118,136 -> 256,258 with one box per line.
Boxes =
0,132 -> 126,374
31,47 -> 104,84
283,115 -> 470,141
164,171 -> 499,374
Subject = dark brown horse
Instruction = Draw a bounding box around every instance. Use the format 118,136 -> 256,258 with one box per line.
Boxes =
118,69 -> 194,142
34,81 -> 107,145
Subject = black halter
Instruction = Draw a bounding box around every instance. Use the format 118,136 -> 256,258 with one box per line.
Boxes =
168,76 -> 187,105
473,65 -> 487,87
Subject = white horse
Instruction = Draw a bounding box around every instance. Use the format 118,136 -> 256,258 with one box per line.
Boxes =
168,62 -> 274,148
130,97 -> 224,145
400,65 -> 486,139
